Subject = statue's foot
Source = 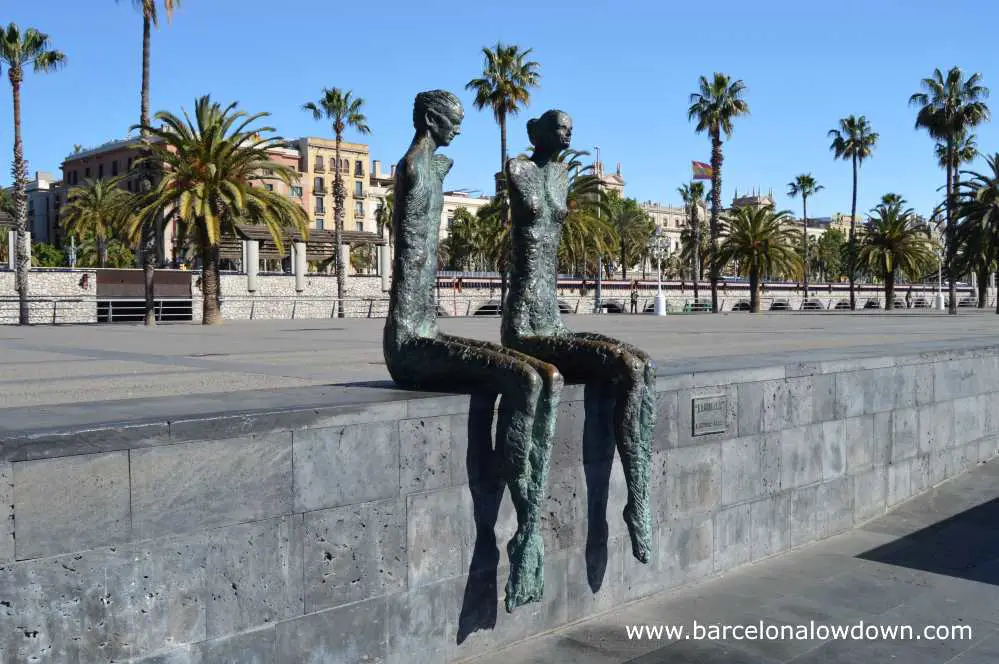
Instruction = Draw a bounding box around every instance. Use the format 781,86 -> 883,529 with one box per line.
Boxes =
504,527 -> 545,612
624,502 -> 652,564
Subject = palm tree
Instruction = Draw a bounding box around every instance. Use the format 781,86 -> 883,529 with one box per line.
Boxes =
134,96 -> 309,325
303,88 -> 370,318
787,174 -> 824,299
558,149 -> 613,275
678,181 -> 706,300
118,0 -> 180,326
60,177 -> 134,267
467,43 -> 541,307
881,193 -> 905,206
1,23 -> 65,325
937,130 -> 979,215
717,205 -> 801,313
688,73 -> 750,313
858,198 -> 936,310
910,67 -> 990,314
956,153 -> 999,312
604,192 -> 653,280
466,43 -> 542,182
828,115 -> 879,310
679,215 -> 709,281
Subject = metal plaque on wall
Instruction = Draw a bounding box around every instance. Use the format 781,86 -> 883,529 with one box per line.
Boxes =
692,394 -> 728,436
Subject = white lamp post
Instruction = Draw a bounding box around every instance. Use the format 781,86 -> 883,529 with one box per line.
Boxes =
935,246 -> 945,311
648,228 -> 667,316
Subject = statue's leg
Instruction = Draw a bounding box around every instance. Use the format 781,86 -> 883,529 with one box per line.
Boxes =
396,334 -> 561,611
438,333 -> 563,611
508,334 -> 655,563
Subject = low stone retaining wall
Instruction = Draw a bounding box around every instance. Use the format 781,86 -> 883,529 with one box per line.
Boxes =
0,270 -> 97,324
0,341 -> 996,662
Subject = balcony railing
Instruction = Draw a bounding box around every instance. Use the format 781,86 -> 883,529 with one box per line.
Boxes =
314,164 -> 325,173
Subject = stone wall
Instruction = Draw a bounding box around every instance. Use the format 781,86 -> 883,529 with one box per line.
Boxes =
0,343 -> 996,662
192,273 -> 389,322
0,269 -> 97,324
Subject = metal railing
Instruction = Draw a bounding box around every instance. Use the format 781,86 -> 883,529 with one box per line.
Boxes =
97,298 -> 193,323
0,297 -> 87,324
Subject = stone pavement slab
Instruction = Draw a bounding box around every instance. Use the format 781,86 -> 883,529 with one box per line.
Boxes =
462,460 -> 999,663
3,311 -> 999,411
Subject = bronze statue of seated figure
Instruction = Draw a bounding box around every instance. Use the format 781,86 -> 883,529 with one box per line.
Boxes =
383,90 -> 563,611
502,109 -> 657,564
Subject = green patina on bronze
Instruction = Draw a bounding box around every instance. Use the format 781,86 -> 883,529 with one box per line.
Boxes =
383,90 -> 562,612
502,109 -> 657,564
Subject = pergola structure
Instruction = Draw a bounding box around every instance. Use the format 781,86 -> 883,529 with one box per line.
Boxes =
220,223 -> 387,264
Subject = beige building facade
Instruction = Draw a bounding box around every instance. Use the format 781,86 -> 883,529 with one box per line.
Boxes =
294,138 -> 370,234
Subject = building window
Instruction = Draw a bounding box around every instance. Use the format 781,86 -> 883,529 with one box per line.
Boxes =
355,160 -> 363,176
291,186 -> 303,198
354,181 -> 363,197
85,167 -> 91,178
315,219 -> 325,230
355,201 -> 364,217
356,222 -> 364,232
111,160 -> 118,176
447,217 -> 454,230
127,157 -> 133,171
342,159 -> 349,173
98,164 -> 104,178
313,176 -> 324,193
127,180 -> 133,192
315,156 -> 324,171
314,197 -> 325,213
264,184 -> 274,192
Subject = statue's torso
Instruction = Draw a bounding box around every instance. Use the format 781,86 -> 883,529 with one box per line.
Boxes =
385,150 -> 451,350
502,158 -> 569,342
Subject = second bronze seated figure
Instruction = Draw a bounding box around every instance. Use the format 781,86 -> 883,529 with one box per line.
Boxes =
501,109 -> 657,564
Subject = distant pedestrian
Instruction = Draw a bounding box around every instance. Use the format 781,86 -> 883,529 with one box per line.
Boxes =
905,288 -> 912,309
630,282 -> 639,313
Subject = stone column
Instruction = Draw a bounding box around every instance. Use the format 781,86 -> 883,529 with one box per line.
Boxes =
340,244 -> 351,279
380,244 -> 391,291
294,241 -> 307,293
246,240 -> 259,293
7,231 -> 15,270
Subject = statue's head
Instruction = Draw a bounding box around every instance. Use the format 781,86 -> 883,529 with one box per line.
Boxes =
414,90 -> 463,147
527,110 -> 572,154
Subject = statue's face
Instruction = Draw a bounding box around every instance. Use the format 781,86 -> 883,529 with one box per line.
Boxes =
553,113 -> 572,150
537,112 -> 572,152
428,106 -> 463,147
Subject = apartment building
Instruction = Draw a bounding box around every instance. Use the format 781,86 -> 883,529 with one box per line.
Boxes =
2,171 -> 63,244
61,137 -> 305,264
293,138 -> 370,233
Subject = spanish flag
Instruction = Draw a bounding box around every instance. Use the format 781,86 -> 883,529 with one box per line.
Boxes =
692,161 -> 713,180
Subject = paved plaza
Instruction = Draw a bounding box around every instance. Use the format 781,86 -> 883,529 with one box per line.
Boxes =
3,311 -> 999,410
465,460 -> 999,663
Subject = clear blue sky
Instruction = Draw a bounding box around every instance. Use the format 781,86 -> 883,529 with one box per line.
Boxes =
2,0 -> 998,220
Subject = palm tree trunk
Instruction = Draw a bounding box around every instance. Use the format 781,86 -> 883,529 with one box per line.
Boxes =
140,11 -> 157,326
710,133 -> 722,313
98,237 -> 108,268
849,154 -> 858,310
977,265 -> 988,308
11,73 -> 29,325
692,204 -> 700,303
802,195 -> 809,300
749,269 -> 759,313
334,134 -> 346,318
201,227 -> 222,325
884,259 -> 894,310
498,112 -> 509,312
946,143 -> 957,315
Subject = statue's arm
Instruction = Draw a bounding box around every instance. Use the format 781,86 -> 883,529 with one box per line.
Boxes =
506,159 -> 540,215
397,156 -> 431,226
